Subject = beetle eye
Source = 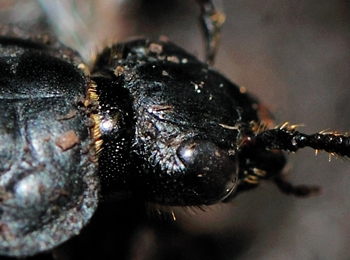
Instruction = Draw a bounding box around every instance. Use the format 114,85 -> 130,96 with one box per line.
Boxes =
177,139 -> 238,204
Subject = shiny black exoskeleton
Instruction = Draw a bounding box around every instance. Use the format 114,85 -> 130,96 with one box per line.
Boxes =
0,25 -> 99,257
1,24 -> 350,258
92,39 -> 280,206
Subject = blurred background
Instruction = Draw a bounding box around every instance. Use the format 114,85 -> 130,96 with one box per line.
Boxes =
1,1 -> 350,259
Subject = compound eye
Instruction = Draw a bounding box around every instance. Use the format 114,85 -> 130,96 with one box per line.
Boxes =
177,139 -> 238,205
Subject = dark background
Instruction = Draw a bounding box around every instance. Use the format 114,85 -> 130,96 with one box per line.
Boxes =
1,1 -> 350,259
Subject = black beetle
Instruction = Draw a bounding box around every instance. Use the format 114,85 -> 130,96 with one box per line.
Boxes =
1,1 -> 350,259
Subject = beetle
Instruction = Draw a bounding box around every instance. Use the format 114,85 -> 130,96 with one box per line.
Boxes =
1,1 -> 350,259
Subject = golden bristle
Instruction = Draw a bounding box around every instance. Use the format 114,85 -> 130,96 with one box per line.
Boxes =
253,168 -> 267,177
91,114 -> 101,139
94,139 -> 104,155
90,113 -> 103,156
84,81 -> 99,107
277,122 -> 303,132
250,121 -> 268,133
244,175 -> 259,184
219,123 -> 239,130
87,81 -> 99,102
278,122 -> 290,129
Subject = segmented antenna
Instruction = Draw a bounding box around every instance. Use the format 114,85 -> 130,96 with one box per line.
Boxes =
249,123 -> 350,157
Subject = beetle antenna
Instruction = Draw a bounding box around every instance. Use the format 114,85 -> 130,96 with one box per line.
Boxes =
247,123 -> 350,157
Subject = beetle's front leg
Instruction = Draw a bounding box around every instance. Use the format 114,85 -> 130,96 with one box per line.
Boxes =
230,167 -> 268,197
196,0 -> 225,64
273,175 -> 321,197
228,148 -> 321,199
229,167 -> 320,199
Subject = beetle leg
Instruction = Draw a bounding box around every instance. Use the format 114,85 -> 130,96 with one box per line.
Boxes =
196,0 -> 225,64
226,167 -> 267,199
240,167 -> 321,197
228,167 -> 321,200
243,168 -> 267,185
273,176 -> 321,197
